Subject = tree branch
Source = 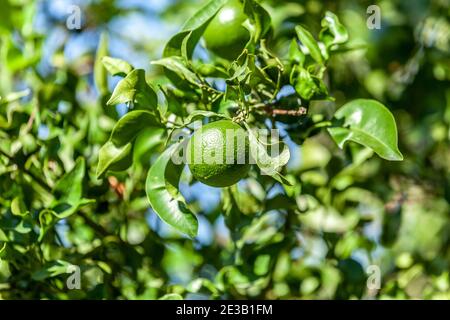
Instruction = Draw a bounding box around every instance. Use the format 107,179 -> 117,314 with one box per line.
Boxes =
0,148 -> 52,193
265,107 -> 308,116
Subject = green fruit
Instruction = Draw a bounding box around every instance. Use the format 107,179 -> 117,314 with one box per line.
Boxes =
203,0 -> 250,60
186,120 -> 250,187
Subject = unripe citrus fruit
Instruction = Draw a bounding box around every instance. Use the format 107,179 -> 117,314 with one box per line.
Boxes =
203,0 -> 250,60
186,120 -> 250,187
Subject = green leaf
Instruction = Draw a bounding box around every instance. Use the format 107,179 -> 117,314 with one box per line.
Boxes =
328,99 -> 403,161
102,56 -> 133,77
238,211 -> 284,247
161,0 -> 226,90
243,0 -> 272,42
96,110 -> 163,177
295,25 -> 323,64
183,110 -> 229,126
134,128 -> 165,162
289,39 -> 305,66
32,260 -> 73,281
270,172 -> 294,186
145,143 -> 198,238
14,219 -> 33,234
11,197 -> 29,216
300,206 -> 359,233
152,57 -> 200,86
196,63 -> 229,78
53,158 -> 85,205
107,69 -> 157,109
110,110 -> 162,146
187,278 -> 219,295
38,209 -> 76,241
244,124 -> 292,186
94,33 -> 109,95
227,54 -> 251,83
0,89 -> 30,106
161,87 -> 186,117
51,158 -> 94,219
53,199 -> 94,221
0,243 -> 6,257
293,67 -> 328,101
96,141 -> 133,178
319,11 -> 349,49
159,293 -> 183,300
164,0 -> 228,58
4,37 -> 40,72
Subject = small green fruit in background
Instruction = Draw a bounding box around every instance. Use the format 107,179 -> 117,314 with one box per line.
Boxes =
203,0 -> 250,60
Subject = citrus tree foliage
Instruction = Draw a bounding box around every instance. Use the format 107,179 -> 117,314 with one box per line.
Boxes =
0,0 -> 449,299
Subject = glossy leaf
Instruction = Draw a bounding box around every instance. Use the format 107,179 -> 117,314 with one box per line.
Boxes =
96,110 -> 163,177
102,56 -> 133,77
146,143 -> 198,238
293,66 -> 328,101
289,39 -> 305,66
96,141 -> 133,178
328,99 -> 403,161
295,25 -> 323,64
319,11 -> 349,49
11,197 -> 29,216
183,110 -> 229,126
244,124 -> 292,186
196,63 -> 229,78
152,57 -> 200,86
161,87 -> 186,117
107,69 -> 157,109
134,128 -> 165,162
164,0 -> 227,58
243,0 -> 272,42
32,260 -> 73,281
110,110 -> 162,146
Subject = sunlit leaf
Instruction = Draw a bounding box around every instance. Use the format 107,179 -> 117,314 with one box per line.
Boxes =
244,124 -> 292,185
110,110 -> 162,146
295,25 -> 323,64
11,197 -> 29,216
97,141 -> 133,178
319,11 -> 349,49
32,260 -> 73,281
107,69 -> 158,109
243,0 -> 272,42
152,56 -> 200,86
293,66 -> 328,101
183,110 -> 229,126
328,99 -> 403,161
164,0 -> 228,58
289,39 -> 305,66
102,56 -> 134,77
146,143 -> 198,238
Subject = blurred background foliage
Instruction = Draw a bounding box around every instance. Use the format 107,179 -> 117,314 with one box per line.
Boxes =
0,0 -> 449,299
